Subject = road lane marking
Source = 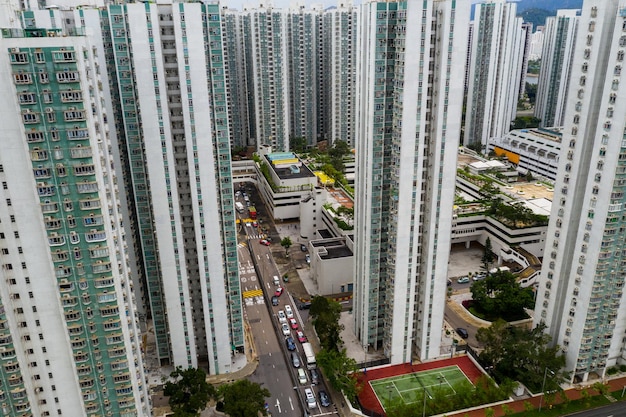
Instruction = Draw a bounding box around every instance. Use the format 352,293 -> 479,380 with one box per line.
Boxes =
289,397 -> 294,410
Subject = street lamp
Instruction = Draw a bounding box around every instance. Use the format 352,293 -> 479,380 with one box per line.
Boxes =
363,344 -> 368,372
538,367 -> 554,412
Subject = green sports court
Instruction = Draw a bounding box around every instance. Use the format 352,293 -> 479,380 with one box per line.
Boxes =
369,365 -> 472,411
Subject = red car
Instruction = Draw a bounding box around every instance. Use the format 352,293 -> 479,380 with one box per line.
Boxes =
289,318 -> 298,330
259,239 -> 270,246
296,331 -> 307,343
252,221 -> 258,227
274,287 -> 284,297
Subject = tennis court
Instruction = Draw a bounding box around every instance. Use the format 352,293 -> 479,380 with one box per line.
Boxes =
369,365 -> 471,411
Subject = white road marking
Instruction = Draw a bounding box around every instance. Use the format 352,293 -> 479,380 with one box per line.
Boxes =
289,397 -> 294,410
275,399 -> 281,413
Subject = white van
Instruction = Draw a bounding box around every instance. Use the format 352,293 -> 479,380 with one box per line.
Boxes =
285,305 -> 293,319
298,368 -> 307,385
273,275 -> 280,286
304,388 -> 317,409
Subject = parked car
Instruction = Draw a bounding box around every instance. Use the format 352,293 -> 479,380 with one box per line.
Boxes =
285,337 -> 296,351
305,254 -> 310,264
456,327 -> 469,339
282,323 -> 291,336
318,390 -> 331,407
296,331 -> 307,343
289,318 -> 298,330
473,274 -> 486,281
259,239 -> 270,246
457,276 -> 470,284
271,296 -> 279,306
298,301 -> 311,310
274,287 -> 284,297
284,305 -> 293,318
252,221 -> 258,227
300,244 -> 307,252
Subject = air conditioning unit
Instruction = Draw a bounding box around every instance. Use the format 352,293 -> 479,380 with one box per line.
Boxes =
10,48 -> 19,53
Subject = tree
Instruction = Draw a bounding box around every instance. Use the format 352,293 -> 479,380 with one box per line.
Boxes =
470,271 -> 534,321
164,367 -> 215,417
218,380 -> 271,417
477,322 -> 568,392
525,82 -> 538,105
280,237 -> 292,255
481,237 -> 495,270
290,136 -> 307,153
310,296 -> 343,351
316,348 -> 360,402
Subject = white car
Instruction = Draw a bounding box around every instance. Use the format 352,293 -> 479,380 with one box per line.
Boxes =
278,310 -> 287,323
282,323 -> 291,336
285,305 -> 293,319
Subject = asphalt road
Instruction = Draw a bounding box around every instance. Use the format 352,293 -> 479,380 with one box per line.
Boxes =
564,402 -> 626,417
444,298 -> 481,348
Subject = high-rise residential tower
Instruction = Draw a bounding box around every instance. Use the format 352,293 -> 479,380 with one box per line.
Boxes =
242,4 -> 291,152
464,0 -> 525,149
0,25 -> 148,416
353,0 -> 469,364
98,2 -> 244,373
323,1 -> 357,147
534,0 -> 626,382
535,10 -> 580,128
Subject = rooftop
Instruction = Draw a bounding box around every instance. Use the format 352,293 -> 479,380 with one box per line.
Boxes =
265,152 -> 316,180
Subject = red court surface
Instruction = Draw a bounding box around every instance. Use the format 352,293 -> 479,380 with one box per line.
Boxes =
356,355 -> 484,416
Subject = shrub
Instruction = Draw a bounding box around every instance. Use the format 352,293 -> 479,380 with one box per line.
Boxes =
620,364 -> 626,372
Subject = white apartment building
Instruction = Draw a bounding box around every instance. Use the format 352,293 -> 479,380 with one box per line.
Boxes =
0,26 -> 148,416
534,0 -> 626,382
353,0 -> 469,364
535,9 -> 580,128
464,0 -> 525,150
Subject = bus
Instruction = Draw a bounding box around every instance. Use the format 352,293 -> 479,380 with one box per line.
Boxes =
235,202 -> 244,213
302,342 -> 316,369
249,206 -> 257,219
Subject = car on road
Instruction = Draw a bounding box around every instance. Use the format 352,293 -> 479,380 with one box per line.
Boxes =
289,318 -> 298,330
298,301 -> 311,310
310,368 -> 319,385
318,390 -> 331,407
300,244 -> 307,252
284,305 -> 293,318
305,254 -> 310,264
457,276 -> 470,284
298,368 -> 308,385
456,327 -> 469,339
274,287 -> 284,297
285,337 -> 296,351
271,296 -> 279,306
291,352 -> 301,368
252,221 -> 258,227
259,239 -> 270,246
296,331 -> 307,343
304,388 -> 316,409
277,310 -> 287,323
281,323 -> 291,336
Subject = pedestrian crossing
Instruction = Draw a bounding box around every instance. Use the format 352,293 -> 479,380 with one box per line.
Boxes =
243,289 -> 263,298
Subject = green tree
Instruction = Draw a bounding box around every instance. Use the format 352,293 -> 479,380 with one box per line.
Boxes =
477,322 -> 568,392
316,348 -> 360,402
164,367 -> 215,417
290,136 -> 307,153
310,295 -> 343,351
218,380 -> 271,417
280,237 -> 292,255
471,272 -> 534,321
525,82 -> 538,105
481,237 -> 495,270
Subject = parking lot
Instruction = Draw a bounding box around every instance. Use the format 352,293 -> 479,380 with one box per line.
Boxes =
447,242 -> 487,280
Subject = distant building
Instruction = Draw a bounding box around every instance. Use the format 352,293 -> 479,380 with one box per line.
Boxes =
489,128 -> 563,181
464,0 -> 525,149
535,10 -> 580,128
